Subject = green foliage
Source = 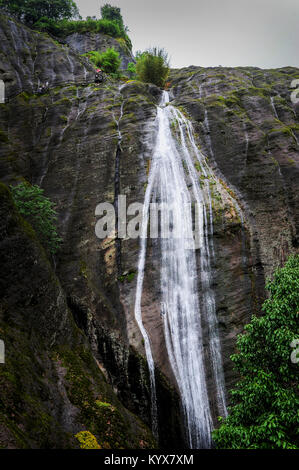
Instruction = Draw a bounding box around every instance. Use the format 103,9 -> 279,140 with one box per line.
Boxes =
0,0 -> 79,25
11,183 -> 61,255
101,3 -> 125,30
136,47 -> 170,87
55,17 -> 121,36
30,3 -> 132,51
118,271 -> 136,283
127,62 -> 136,78
213,255 -> 299,449
83,50 -> 102,67
97,47 -> 121,74
75,431 -> 101,449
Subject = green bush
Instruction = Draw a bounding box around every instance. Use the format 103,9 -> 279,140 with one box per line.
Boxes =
83,48 -> 121,75
83,50 -> 102,67
213,255 -> 299,449
136,47 -> 170,87
11,183 -> 61,255
97,47 -> 121,74
36,18 -> 121,37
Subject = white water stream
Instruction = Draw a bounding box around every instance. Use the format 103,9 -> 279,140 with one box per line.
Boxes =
134,91 -> 227,448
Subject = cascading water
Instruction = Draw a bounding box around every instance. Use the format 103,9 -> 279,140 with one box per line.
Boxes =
134,91 -> 227,448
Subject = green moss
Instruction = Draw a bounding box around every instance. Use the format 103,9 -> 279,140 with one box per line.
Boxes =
45,127 -> 52,138
118,271 -> 136,283
75,431 -> 101,449
95,401 -> 112,409
268,126 -> 293,137
59,115 -> 68,123
17,91 -> 32,103
54,97 -> 71,106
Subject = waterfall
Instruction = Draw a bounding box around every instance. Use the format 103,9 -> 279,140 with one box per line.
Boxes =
270,96 -> 279,119
134,91 -> 227,448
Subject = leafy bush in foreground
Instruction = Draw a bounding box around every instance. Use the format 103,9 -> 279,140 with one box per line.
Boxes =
11,183 -> 61,255
213,255 -> 299,449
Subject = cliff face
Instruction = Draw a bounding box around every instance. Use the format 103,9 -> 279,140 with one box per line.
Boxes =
0,184 -> 155,449
0,14 -> 298,448
170,66 -> 299,278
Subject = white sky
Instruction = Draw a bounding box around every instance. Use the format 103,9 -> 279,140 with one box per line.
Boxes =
76,0 -> 299,69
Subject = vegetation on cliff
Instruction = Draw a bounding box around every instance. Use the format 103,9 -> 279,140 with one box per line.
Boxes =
213,255 -> 299,449
11,183 -> 61,255
0,1 -> 132,50
136,47 -> 170,87
84,47 -> 121,75
0,0 -> 79,24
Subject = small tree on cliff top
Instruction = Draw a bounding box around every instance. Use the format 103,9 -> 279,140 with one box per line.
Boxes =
213,255 -> 299,449
100,3 -> 126,32
0,0 -> 80,24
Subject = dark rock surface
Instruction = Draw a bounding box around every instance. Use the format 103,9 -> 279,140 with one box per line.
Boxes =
65,32 -> 134,70
0,14 -> 298,448
0,183 -> 155,449
0,14 -> 95,100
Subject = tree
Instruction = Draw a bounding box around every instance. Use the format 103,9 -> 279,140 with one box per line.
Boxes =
0,0 -> 80,25
136,47 -> 170,88
213,255 -> 299,449
11,183 -> 61,255
100,3 -> 124,30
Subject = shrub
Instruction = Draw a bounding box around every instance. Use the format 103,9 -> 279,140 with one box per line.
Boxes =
83,50 -> 102,68
11,182 -> 61,255
97,47 -> 121,74
136,47 -> 170,87
213,255 -> 299,449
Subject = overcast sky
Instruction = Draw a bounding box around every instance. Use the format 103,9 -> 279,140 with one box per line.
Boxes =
76,0 -> 299,69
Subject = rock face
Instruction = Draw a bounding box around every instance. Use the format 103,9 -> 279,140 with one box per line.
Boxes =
65,32 -> 134,70
0,15 -> 183,448
0,14 -> 95,99
0,184 -> 155,449
0,14 -> 298,448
